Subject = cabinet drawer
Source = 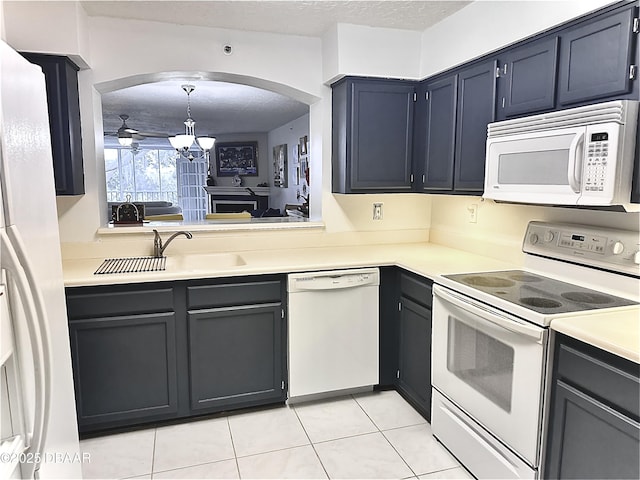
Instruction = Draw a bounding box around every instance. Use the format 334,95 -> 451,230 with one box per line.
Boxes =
66,285 -> 174,319
557,341 -> 640,418
400,272 -> 433,308
187,279 -> 281,309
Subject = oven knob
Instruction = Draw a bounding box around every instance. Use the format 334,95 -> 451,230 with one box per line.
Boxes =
529,233 -> 539,245
612,241 -> 625,255
543,231 -> 555,243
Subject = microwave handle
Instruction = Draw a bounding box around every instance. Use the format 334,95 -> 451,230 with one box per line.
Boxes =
567,132 -> 585,193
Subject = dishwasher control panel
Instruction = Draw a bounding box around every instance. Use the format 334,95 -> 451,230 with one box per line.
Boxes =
287,268 -> 380,293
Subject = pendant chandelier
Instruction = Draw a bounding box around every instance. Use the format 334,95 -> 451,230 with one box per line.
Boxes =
168,84 -> 216,161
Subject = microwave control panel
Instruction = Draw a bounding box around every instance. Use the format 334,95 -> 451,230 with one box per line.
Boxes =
523,221 -> 640,276
584,132 -> 609,193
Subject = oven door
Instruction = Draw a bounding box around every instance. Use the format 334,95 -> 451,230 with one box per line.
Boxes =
432,285 -> 547,466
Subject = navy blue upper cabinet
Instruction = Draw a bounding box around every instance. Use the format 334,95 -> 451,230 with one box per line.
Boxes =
496,37 -> 559,120
20,53 -> 85,196
416,60 -> 496,194
557,7 -> 636,106
454,60 -> 497,193
332,77 -> 415,193
417,76 -> 458,192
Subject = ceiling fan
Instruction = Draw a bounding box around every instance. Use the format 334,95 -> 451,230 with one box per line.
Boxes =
105,114 -> 167,145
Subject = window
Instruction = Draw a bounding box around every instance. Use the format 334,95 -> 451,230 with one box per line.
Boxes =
105,146 -> 207,221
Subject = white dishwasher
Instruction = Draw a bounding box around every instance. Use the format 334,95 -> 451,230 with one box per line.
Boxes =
287,268 -> 379,400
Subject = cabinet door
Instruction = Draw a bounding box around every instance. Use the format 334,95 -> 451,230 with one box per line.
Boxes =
545,380 -> 640,479
496,37 -> 558,120
398,297 -> 432,420
378,267 -> 400,387
454,60 -> 497,192
349,81 -> 415,192
20,53 -> 85,195
557,8 -> 636,106
188,303 -> 285,413
420,76 -> 458,191
69,313 -> 179,431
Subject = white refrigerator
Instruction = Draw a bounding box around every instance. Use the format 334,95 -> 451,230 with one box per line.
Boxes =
0,40 -> 82,478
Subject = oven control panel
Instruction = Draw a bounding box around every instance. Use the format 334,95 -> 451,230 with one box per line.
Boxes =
523,221 -> 640,276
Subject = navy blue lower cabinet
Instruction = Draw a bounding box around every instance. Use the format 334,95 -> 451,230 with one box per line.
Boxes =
187,303 -> 285,414
396,271 -> 433,420
545,334 -> 640,479
69,313 -> 179,432
66,276 -> 287,433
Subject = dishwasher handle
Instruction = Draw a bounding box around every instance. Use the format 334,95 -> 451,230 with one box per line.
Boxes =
288,269 -> 379,292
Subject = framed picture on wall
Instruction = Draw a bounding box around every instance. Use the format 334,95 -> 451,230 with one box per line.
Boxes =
273,144 -> 288,188
298,135 -> 308,156
215,141 -> 258,176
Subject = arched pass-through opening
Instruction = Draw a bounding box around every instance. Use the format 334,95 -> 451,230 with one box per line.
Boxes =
94,71 -> 321,229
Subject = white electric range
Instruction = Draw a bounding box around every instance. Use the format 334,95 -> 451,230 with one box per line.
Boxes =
431,221 -> 639,479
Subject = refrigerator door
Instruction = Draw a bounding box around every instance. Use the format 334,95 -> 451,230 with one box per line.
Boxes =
1,280 -> 27,480
0,40 -> 81,478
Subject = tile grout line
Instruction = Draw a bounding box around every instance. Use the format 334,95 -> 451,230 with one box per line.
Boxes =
291,403 -> 331,479
225,415 -> 243,479
150,427 -> 158,479
379,428 -> 420,479
352,393 -> 420,479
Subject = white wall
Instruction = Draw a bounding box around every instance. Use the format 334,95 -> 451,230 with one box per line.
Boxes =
3,3 -> 433,255
323,23 -> 422,83
3,0 -> 91,67
268,114 -> 309,212
420,0 -> 618,77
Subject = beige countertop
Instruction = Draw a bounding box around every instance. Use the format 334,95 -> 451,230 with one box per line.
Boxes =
551,309 -> 640,364
62,242 -> 515,287
62,241 -> 639,363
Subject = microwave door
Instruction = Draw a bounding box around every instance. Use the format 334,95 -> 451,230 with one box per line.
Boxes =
484,127 -> 586,204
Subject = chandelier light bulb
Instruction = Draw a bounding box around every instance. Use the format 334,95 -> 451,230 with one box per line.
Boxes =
197,136 -> 216,151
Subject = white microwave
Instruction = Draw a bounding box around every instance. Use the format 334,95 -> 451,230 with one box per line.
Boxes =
484,100 -> 638,206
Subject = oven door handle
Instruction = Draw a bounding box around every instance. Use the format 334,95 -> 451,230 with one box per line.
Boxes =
434,285 -> 544,342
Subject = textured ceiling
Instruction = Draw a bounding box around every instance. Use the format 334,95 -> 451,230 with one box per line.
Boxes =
93,1 -> 472,142
102,81 -> 310,142
81,1 -> 472,37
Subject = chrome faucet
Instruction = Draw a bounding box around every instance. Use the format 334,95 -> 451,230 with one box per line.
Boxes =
153,229 -> 192,257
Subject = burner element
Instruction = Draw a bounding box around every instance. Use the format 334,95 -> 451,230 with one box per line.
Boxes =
509,274 -> 543,283
461,276 -> 516,288
561,292 -> 614,304
520,297 -> 562,309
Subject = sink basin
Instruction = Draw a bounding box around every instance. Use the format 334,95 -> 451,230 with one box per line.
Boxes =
169,253 -> 247,272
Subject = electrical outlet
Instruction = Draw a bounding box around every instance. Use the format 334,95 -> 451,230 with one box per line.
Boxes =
468,204 -> 478,223
373,203 -> 383,220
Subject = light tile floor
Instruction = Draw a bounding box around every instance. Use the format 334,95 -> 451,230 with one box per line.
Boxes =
80,390 -> 473,480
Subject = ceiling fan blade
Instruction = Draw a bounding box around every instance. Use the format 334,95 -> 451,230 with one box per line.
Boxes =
136,131 -> 169,138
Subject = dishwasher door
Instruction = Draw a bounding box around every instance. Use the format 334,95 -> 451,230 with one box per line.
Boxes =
287,268 -> 379,400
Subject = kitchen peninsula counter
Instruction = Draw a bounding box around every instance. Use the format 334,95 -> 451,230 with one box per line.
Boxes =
62,241 -> 639,363
62,242 -> 515,288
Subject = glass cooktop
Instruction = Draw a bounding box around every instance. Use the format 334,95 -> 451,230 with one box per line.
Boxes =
443,270 -> 637,314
